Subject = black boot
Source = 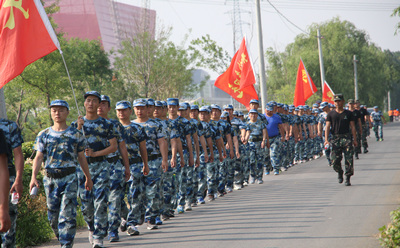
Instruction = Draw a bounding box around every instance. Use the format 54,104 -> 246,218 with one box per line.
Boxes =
338,172 -> 344,184
363,148 -> 368,154
355,152 -> 359,160
345,175 -> 351,186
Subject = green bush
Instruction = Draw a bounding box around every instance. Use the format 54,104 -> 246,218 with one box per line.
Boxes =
379,207 -> 400,247
16,164 -> 54,247
21,141 -> 35,160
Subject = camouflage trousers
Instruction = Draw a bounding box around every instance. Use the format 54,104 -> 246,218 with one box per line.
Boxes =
331,134 -> 354,177
373,122 -> 383,140
249,141 -> 265,180
217,152 -> 230,193
295,138 -> 305,162
314,136 -> 323,155
206,152 -> 219,195
233,145 -> 246,186
108,160 -> 125,235
176,152 -> 189,207
126,158 -> 162,225
266,136 -> 280,171
44,173 -> 78,248
288,137 -> 296,165
1,176 -> 17,248
242,145 -> 250,183
354,129 -> 362,155
361,123 -> 369,149
305,137 -> 314,160
196,153 -> 207,200
225,149 -> 235,189
161,156 -> 175,215
78,161 -> 110,240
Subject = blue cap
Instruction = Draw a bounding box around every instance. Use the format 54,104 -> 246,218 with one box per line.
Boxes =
199,106 -> 210,113
50,99 -> 69,110
304,105 -> 310,109
298,106 -> 304,110
266,105 -> 274,111
289,104 -> 295,108
312,109 -> 320,113
84,91 -> 101,100
190,105 -> 199,110
115,100 -> 131,110
249,109 -> 258,114
250,99 -> 259,104
269,101 -> 277,106
211,104 -> 222,111
221,111 -> 229,118
295,107 -> 299,111
147,98 -> 155,106
179,103 -> 188,111
316,100 -> 322,104
167,98 -> 179,106
161,101 -> 167,107
100,95 -> 110,103
312,103 -> 319,108
205,105 -> 212,112
233,110 -> 239,116
288,108 -> 293,113
133,99 -> 147,107
374,106 -> 379,109
154,100 -> 163,107
184,102 -> 190,109
320,102 -> 329,109
238,111 -> 244,116
277,103 -> 283,108
223,104 -> 233,110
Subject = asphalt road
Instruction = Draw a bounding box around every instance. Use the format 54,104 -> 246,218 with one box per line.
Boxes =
39,122 -> 400,248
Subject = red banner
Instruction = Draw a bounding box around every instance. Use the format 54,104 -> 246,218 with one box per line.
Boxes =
322,80 -> 335,104
214,37 -> 258,109
0,0 -> 60,89
293,59 -> 317,106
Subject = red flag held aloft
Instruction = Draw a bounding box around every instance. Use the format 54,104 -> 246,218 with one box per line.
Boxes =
293,59 -> 317,106
214,37 -> 258,109
322,80 -> 335,104
0,0 -> 60,89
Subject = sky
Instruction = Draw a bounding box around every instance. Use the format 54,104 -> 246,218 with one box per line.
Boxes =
117,0 -> 400,79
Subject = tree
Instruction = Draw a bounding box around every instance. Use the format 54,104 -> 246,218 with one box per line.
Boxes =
392,6 -> 400,34
264,17 -> 399,107
114,28 -> 205,101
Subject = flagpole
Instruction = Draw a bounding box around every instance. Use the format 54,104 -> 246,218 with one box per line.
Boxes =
317,29 -> 326,95
255,0 -> 268,110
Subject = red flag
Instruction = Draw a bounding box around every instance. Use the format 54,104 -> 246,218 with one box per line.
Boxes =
322,80 -> 335,104
0,0 -> 60,89
214,37 -> 258,109
293,59 -> 317,106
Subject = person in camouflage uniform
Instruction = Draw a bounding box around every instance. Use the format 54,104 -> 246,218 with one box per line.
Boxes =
370,106 -> 386,141
357,102 -> 369,153
0,117 -> 23,248
318,102 -> 332,166
132,99 -> 168,230
71,91 -> 118,248
30,100 -> 93,248
167,98 -> 194,213
0,129 -> 11,243
325,94 -> 358,186
97,95 -> 130,241
115,100 -> 149,236
245,109 -> 270,183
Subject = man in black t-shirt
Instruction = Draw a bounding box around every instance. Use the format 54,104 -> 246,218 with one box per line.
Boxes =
348,99 -> 362,159
325,94 -> 358,186
357,101 -> 369,153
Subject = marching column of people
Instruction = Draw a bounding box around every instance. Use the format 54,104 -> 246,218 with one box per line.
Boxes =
0,90 -> 386,248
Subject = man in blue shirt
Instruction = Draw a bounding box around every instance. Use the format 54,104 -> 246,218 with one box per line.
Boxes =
265,104 -> 284,175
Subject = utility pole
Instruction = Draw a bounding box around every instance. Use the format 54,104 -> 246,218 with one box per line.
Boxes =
317,29 -> 325,92
388,91 -> 391,111
255,0 -> 267,110
0,88 -> 6,119
353,55 -> 359,100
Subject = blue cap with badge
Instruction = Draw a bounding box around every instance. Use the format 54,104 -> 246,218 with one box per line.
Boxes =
133,99 -> 147,107
250,99 -> 259,104
199,106 -> 210,113
249,109 -> 258,114
50,99 -> 69,110
211,104 -> 222,111
167,98 -> 179,106
179,103 -> 188,111
190,105 -> 199,110
223,104 -> 233,110
147,98 -> 155,106
115,100 -> 131,110
221,111 -> 229,118
154,100 -> 163,107
84,91 -> 101,100
100,95 -> 110,103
